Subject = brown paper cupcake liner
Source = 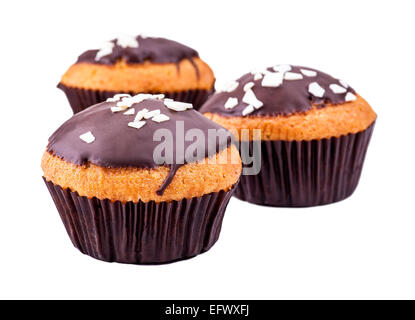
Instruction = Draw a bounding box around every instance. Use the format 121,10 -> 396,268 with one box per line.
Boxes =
57,83 -> 213,114
234,122 -> 375,207
43,178 -> 236,264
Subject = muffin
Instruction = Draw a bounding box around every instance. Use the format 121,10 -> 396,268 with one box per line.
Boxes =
58,34 -> 215,113
42,94 -> 241,264
200,65 -> 376,207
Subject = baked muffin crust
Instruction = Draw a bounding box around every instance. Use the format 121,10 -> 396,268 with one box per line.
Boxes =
204,95 -> 376,141
61,58 -> 214,92
42,146 -> 241,203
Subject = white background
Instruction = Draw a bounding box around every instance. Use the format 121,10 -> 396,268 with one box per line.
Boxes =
0,0 -> 414,300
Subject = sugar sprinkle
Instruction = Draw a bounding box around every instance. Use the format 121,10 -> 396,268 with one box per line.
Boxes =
272,64 -> 291,73
134,108 -> 149,122
111,106 -> 128,113
329,84 -> 347,94
243,82 -> 255,92
308,82 -> 325,98
224,97 -> 238,109
345,92 -> 357,101
300,69 -> 317,77
144,109 -> 161,119
242,90 -> 263,108
79,131 -> 95,144
284,72 -> 303,80
95,42 -> 114,61
164,100 -> 193,111
151,114 -> 170,123
106,93 -> 131,102
123,108 -> 135,115
128,121 -> 146,130
116,35 -> 139,48
242,105 -> 255,116
261,72 -> 284,88
254,73 -> 263,81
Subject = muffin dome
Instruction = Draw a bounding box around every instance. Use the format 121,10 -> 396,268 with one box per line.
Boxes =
59,35 -> 215,113
76,35 -> 199,65
201,65 -> 376,140
42,94 -> 241,203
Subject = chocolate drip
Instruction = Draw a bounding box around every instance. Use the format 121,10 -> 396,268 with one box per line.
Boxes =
200,65 -> 356,117
47,98 -> 230,195
188,57 -> 200,80
156,165 -> 181,196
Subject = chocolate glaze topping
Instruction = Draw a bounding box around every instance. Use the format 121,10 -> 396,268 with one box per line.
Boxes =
199,65 -> 356,117
77,35 -> 199,65
47,96 -> 231,196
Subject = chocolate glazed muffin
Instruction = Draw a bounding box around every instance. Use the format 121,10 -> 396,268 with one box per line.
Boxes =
58,35 -> 215,113
201,65 -> 376,207
42,94 -> 241,264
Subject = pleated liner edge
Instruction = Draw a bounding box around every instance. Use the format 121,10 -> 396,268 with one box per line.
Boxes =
57,83 -> 213,114
44,178 -> 236,264
234,122 -> 375,207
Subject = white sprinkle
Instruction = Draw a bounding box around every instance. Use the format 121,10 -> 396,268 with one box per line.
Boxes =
151,114 -> 170,123
117,35 -> 139,48
152,94 -> 165,100
243,82 -> 255,92
345,92 -> 357,102
128,121 -> 146,129
261,72 -> 284,88
308,82 -> 325,98
222,80 -> 239,93
116,99 -> 135,108
253,73 -> 263,81
79,131 -> 95,144
242,90 -> 263,108
224,97 -> 238,109
128,94 -> 152,104
242,105 -> 255,116
95,47 -> 113,61
123,108 -> 135,115
95,42 -> 114,61
133,93 -> 164,102
134,108 -> 149,122
117,93 -> 163,107
329,84 -> 347,94
133,94 -> 153,101
300,69 -> 317,77
272,64 -> 291,73
144,109 -> 161,119
284,72 -> 303,80
164,100 -> 193,111
107,94 -> 131,102
114,93 -> 131,100
339,79 -> 349,88
111,106 -> 128,113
